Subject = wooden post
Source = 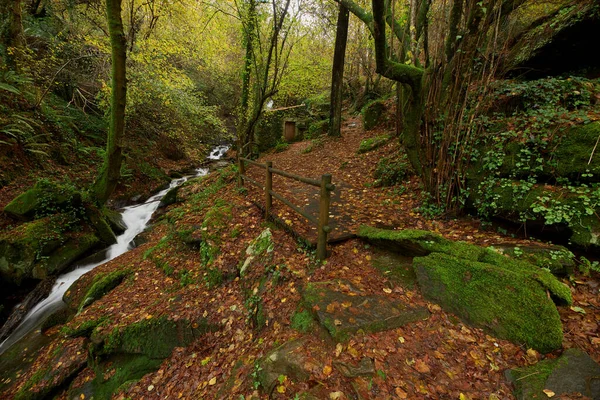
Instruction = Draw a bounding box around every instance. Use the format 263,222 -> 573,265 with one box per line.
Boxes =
317,174 -> 332,260
265,161 -> 273,219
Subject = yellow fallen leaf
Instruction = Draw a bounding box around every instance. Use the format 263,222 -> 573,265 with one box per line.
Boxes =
277,385 -> 285,393
323,365 -> 332,376
383,288 -> 392,294
543,389 -> 555,397
208,377 -> 217,385
366,255 -> 372,261
395,387 -> 408,399
398,336 -> 405,343
335,343 -> 343,357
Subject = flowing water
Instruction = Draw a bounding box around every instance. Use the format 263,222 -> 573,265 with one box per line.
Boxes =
0,146 -> 229,357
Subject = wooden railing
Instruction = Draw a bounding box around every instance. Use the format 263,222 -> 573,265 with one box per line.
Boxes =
238,157 -> 335,260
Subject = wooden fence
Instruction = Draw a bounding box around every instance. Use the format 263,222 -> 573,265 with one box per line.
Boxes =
238,157 -> 335,260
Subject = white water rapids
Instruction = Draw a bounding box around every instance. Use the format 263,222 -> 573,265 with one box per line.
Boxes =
0,145 -> 229,355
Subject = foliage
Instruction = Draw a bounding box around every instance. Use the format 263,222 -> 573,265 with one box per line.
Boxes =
373,154 -> 412,187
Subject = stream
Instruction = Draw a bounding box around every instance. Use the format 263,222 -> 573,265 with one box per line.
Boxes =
0,145 -> 229,358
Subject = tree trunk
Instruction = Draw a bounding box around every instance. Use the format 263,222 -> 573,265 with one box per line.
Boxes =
92,0 -> 127,204
0,0 -> 25,64
329,3 -> 349,137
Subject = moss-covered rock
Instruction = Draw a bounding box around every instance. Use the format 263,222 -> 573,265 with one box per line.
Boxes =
3,180 -> 82,221
78,269 -> 132,312
92,316 -> 215,358
159,186 -> 179,207
357,135 -> 390,154
68,354 -> 163,400
302,280 -> 429,342
239,228 -> 274,276
0,215 -> 102,285
413,252 -> 563,353
553,122 -> 600,181
13,337 -> 88,400
102,208 -> 127,234
489,243 -> 575,276
86,207 -> 117,245
506,348 -> 600,399
358,226 -> 572,305
362,100 -> 386,131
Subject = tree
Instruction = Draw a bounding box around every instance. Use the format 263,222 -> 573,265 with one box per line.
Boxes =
92,0 -> 127,204
328,3 -> 349,137
235,0 -> 295,157
0,0 -> 25,65
335,0 -> 526,209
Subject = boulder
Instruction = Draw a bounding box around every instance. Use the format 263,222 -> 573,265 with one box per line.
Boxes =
257,338 -> 327,394
489,243 -> 575,276
0,215 -> 102,285
359,226 -> 572,305
361,100 -> 387,131
303,280 -> 429,342
91,316 -> 215,358
12,337 -> 88,400
158,186 -> 179,208
3,180 -> 82,221
414,252 -> 563,353
506,348 -> 600,399
239,228 -> 274,276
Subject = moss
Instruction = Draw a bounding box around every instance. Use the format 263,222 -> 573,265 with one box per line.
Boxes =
554,122 -> 600,179
41,308 -> 72,332
359,225 -> 572,305
97,316 -> 213,358
79,269 -> 132,312
14,366 -> 51,400
86,208 -> 117,245
290,310 -> 314,333
358,135 -> 390,154
3,180 -> 82,220
362,100 -> 387,131
34,234 -> 101,278
506,357 -> 561,399
89,354 -> 163,400
357,225 -> 451,256
159,186 -> 179,207
307,119 -> 329,138
413,253 -> 563,353
62,316 -> 109,338
373,155 -> 412,186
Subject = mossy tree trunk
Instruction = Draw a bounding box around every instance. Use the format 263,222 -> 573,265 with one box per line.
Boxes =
336,0 -> 521,209
92,0 -> 127,204
0,0 -> 25,65
235,0 -> 292,158
328,4 -> 349,137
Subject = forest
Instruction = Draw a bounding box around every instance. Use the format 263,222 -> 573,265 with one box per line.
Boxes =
0,0 -> 599,398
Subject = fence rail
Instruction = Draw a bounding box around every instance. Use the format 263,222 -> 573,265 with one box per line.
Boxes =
238,157 -> 335,260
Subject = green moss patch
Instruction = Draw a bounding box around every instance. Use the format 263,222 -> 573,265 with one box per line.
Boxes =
78,269 -> 132,312
359,226 -> 572,305
358,135 -> 390,154
95,316 -> 214,359
3,180 -> 82,221
361,100 -> 386,131
413,253 -> 563,353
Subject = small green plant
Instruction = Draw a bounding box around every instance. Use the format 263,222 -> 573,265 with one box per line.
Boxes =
577,256 -> 600,276
373,155 -> 412,187
204,267 -> 223,289
290,310 -> 314,333
179,269 -> 195,287
274,141 -> 289,153
251,362 -> 263,389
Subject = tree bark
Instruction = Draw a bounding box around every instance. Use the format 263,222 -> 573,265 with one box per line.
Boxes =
0,0 -> 25,64
92,0 -> 127,204
329,4 -> 349,137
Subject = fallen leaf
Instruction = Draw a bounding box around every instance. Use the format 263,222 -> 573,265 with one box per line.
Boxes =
543,389 -> 555,397
414,359 -> 430,373
570,306 -> 586,314
383,288 -> 392,294
329,391 -> 343,399
395,387 -> 408,398
208,377 -> 217,385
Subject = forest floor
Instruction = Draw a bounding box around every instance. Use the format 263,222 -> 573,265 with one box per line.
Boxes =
2,117 -> 600,400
